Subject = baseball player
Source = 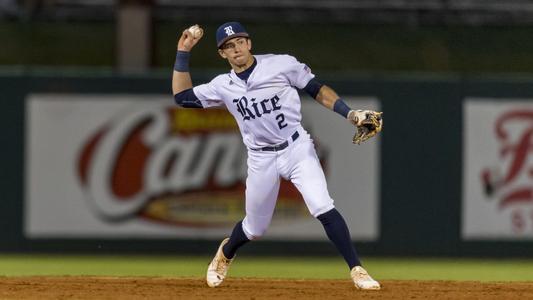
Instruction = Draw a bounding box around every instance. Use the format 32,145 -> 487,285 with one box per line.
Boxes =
172,22 -> 381,290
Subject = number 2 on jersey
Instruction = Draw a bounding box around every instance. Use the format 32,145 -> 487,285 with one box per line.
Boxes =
276,113 -> 288,129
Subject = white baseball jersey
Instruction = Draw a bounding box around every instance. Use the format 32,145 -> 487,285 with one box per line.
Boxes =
193,54 -> 314,149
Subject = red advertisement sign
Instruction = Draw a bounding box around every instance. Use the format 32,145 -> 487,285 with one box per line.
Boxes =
25,95 -> 379,240
464,100 -> 533,239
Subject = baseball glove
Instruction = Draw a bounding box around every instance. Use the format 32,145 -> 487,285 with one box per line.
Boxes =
349,110 -> 383,145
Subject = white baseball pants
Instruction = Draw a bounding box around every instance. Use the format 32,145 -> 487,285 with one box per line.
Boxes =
241,131 -> 335,239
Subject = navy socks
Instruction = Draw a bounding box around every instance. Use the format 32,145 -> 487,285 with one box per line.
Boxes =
317,208 -> 362,269
221,209 -> 361,268
222,221 -> 250,259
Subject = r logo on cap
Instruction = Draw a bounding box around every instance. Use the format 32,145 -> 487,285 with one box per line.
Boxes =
224,26 -> 235,36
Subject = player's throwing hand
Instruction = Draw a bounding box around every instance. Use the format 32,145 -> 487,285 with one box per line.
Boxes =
177,24 -> 204,52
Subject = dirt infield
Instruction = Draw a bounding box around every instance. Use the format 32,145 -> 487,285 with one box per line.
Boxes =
0,276 -> 532,299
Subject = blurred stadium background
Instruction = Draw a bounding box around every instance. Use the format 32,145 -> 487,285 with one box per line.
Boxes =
2,0 -> 533,281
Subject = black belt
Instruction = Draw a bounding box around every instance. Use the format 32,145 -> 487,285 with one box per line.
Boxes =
251,131 -> 300,152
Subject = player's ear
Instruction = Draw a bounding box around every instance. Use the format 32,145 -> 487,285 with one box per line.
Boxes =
218,49 -> 227,59
247,38 -> 252,51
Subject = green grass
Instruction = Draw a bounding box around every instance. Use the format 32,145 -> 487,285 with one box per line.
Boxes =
0,255 -> 532,281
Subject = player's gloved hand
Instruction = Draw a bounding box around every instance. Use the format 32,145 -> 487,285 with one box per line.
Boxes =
347,110 -> 383,144
177,25 -> 204,52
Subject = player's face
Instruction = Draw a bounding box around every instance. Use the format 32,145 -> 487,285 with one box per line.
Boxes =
218,37 -> 253,69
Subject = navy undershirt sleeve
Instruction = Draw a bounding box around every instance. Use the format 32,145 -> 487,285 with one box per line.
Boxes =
174,88 -> 204,108
302,78 -> 323,99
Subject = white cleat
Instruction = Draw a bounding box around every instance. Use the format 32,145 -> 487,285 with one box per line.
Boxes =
350,266 -> 381,290
206,238 -> 233,288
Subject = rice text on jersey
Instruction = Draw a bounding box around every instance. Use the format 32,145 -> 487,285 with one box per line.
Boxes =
232,95 -> 281,121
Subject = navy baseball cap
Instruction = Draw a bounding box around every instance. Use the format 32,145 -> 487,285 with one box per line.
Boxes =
216,22 -> 250,48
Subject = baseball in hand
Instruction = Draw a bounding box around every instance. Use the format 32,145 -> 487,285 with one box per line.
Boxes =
188,25 -> 203,39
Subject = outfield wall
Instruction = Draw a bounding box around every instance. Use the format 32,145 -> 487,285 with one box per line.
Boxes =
2,71 -> 533,256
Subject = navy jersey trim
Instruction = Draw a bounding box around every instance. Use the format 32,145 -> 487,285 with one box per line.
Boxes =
235,58 -> 257,82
